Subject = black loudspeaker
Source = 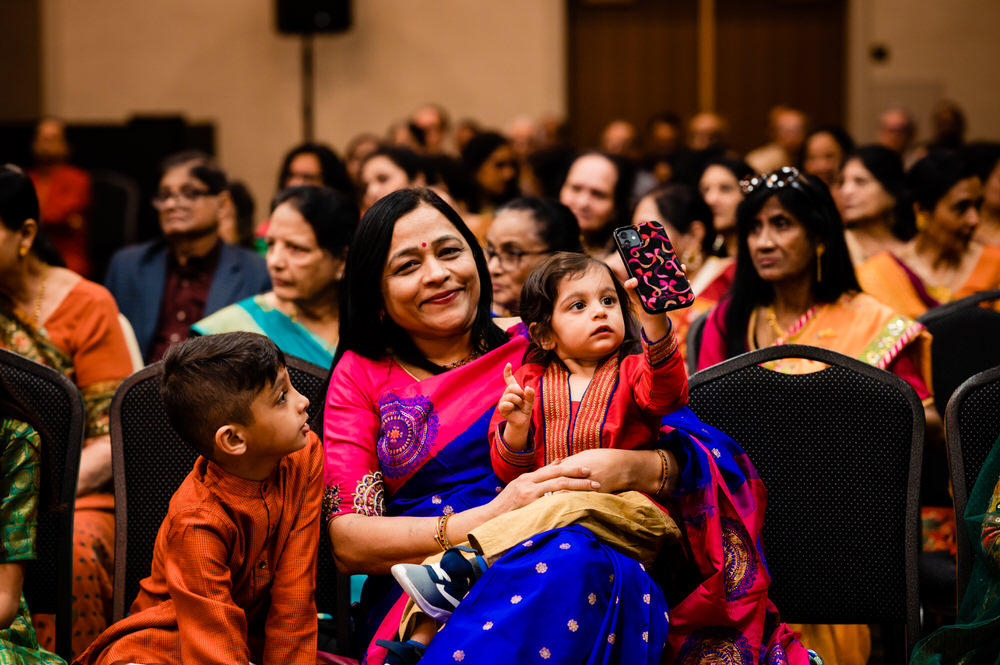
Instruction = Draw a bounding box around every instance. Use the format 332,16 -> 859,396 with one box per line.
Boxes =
276,0 -> 351,34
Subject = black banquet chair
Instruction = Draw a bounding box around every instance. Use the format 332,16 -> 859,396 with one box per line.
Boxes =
917,289 -> 1000,417
0,348 -> 84,660
687,344 -> 923,664
944,364 -> 1000,608
110,353 -> 351,654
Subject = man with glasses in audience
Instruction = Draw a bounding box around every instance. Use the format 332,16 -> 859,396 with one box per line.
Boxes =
105,151 -> 270,363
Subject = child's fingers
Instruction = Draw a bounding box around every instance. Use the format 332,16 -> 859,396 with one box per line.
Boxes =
524,386 -> 536,405
503,362 -> 520,388
623,277 -> 639,291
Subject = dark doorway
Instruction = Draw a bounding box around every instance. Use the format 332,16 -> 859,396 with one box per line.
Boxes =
567,0 -> 846,155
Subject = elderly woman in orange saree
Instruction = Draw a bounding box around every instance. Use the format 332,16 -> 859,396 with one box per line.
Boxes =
0,166 -> 133,657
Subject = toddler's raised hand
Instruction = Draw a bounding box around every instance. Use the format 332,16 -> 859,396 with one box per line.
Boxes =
623,276 -> 671,342
497,363 -> 535,446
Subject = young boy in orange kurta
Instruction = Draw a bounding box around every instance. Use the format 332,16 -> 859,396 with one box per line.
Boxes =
74,332 -> 323,665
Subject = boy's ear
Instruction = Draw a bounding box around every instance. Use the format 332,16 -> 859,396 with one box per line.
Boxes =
215,424 -> 248,457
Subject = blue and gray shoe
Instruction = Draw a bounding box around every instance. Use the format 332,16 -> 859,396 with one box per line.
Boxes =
376,638 -> 426,665
391,545 -> 486,621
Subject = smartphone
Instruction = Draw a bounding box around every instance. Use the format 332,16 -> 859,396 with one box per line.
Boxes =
613,220 -> 694,314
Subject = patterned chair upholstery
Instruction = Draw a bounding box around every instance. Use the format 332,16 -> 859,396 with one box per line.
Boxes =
688,344 -> 923,665
0,348 -> 84,659
945,364 -> 1000,608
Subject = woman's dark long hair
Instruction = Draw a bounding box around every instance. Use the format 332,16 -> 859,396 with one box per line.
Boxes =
723,171 -> 859,359
0,165 -> 65,267
332,187 -> 507,375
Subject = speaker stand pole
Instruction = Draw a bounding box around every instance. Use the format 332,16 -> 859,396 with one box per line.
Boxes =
301,32 -> 315,142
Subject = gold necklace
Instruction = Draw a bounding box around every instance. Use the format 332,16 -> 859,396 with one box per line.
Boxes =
765,306 -> 786,339
33,263 -> 48,325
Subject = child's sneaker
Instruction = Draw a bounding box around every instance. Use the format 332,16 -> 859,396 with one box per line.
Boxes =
376,639 -> 426,665
391,545 -> 486,621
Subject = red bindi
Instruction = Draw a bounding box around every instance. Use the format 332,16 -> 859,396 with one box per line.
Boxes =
421,242 -> 427,247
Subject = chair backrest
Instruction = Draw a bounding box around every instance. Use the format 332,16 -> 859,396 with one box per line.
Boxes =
917,289 -> 1000,417
0,348 -> 83,660
111,353 -> 348,637
944,364 -> 1000,608
688,344 -> 923,663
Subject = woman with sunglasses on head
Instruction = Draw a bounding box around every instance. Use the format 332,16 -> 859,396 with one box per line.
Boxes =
694,167 -> 935,665
485,196 -> 582,317
0,165 -> 134,657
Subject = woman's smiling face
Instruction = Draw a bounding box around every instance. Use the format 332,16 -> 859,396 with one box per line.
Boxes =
381,204 -> 481,343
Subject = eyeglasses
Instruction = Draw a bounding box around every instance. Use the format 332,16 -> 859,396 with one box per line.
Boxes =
484,246 -> 548,271
152,186 -> 214,209
739,166 -> 806,196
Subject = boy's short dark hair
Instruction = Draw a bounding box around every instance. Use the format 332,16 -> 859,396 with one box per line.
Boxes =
519,252 -> 639,365
160,332 -> 286,458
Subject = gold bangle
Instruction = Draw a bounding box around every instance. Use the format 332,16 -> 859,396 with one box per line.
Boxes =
655,449 -> 670,496
433,513 -> 454,552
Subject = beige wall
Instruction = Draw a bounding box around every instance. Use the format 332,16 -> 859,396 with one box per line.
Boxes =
40,0 -> 1000,207
42,0 -> 566,208
847,0 -> 1000,144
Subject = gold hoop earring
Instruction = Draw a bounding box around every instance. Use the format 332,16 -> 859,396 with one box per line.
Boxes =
815,245 -> 825,283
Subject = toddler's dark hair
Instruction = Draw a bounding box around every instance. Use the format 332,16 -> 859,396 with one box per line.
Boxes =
519,252 -> 638,365
160,332 -> 285,458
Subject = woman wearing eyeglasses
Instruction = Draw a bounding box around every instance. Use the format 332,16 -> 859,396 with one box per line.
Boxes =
0,165 -> 134,657
485,196 -> 582,316
694,167 -> 934,665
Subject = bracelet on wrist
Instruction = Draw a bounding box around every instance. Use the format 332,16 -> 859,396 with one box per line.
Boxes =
655,448 -> 670,496
433,512 -> 454,551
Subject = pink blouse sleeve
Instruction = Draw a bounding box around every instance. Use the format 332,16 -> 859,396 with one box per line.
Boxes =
322,352 -> 386,523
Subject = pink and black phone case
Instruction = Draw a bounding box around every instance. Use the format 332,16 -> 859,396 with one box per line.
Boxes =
614,220 -> 695,313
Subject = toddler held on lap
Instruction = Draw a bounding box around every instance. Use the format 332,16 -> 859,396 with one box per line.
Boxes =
384,253 -> 688,664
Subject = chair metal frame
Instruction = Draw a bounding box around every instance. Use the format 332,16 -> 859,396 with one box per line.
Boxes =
110,354 -> 352,652
944,363 -> 1000,608
688,344 -> 924,662
0,348 -> 83,659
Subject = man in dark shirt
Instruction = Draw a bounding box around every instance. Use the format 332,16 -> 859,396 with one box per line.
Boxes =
106,152 -> 271,363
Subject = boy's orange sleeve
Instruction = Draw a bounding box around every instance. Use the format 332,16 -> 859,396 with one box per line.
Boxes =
263,432 -> 323,664
163,509 -> 252,665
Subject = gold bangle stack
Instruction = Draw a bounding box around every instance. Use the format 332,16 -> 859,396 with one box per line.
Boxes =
655,449 -> 670,496
433,513 -> 454,551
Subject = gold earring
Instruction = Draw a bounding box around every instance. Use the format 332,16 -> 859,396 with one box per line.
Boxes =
18,246 -> 28,259
815,245 -> 825,283
916,213 -> 929,232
